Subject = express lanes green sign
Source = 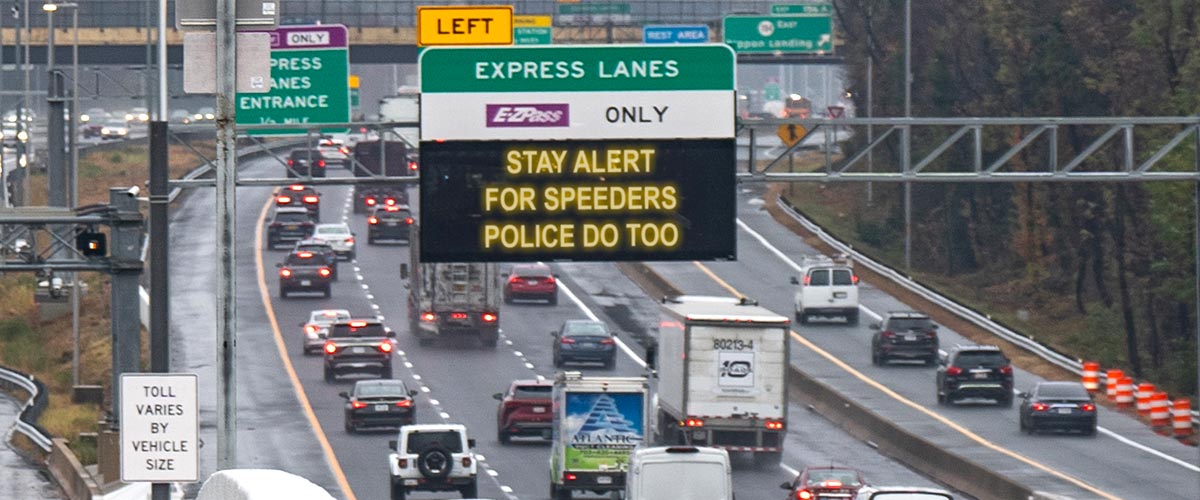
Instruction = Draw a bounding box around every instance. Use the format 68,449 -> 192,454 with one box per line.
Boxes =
236,25 -> 350,135
722,15 -> 833,54
418,45 -> 735,93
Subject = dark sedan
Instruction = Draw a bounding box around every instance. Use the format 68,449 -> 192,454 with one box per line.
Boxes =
341,379 -> 417,433
1019,381 -> 1097,435
552,320 -> 617,369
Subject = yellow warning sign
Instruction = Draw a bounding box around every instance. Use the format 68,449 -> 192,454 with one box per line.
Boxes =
777,124 -> 807,148
417,5 -> 514,46
513,15 -> 552,28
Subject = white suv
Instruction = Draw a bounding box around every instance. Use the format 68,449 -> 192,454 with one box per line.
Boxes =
388,424 -> 478,500
791,255 -> 860,325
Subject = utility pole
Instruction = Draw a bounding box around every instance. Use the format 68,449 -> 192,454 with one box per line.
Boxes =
45,4 -> 66,211
149,0 -> 169,495
214,0 -> 239,471
902,0 -> 913,270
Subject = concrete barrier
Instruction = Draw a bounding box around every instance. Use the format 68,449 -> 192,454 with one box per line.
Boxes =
45,438 -> 101,500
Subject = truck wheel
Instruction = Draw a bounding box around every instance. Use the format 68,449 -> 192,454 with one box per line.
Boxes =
279,287 -> 288,299
323,285 -> 332,298
459,480 -> 478,498
548,294 -> 558,306
390,478 -> 406,500
797,312 -> 809,325
381,363 -> 393,379
498,426 -> 510,444
324,365 -> 335,383
553,483 -> 572,500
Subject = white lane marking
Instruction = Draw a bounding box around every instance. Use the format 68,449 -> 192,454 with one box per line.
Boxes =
501,485 -> 513,493
513,351 -> 523,357
371,304 -> 380,310
524,362 -> 535,370
779,463 -> 799,476
736,218 -> 1193,469
536,375 -> 545,381
558,280 -> 647,368
360,284 -> 369,290
735,219 -> 884,322
411,374 -> 422,381
420,386 -> 430,393
396,350 -> 406,357
404,362 -> 413,369
353,266 -> 361,272
366,294 -> 374,300
439,411 -> 450,420
487,469 -> 499,477
376,315 -> 385,321
429,399 -> 440,406
504,339 -> 514,346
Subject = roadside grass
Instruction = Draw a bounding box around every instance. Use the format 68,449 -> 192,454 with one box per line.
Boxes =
2,140 -> 214,464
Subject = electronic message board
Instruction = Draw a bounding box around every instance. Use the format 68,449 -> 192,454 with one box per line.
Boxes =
419,139 -> 735,262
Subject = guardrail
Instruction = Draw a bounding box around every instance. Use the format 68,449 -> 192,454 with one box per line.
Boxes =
775,197 -> 1200,426
0,365 -> 54,452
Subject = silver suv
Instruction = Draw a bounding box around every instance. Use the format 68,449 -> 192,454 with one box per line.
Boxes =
388,424 -> 478,500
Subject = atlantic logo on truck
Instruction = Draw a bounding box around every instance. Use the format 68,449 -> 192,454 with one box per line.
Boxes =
486,104 -> 569,127
565,393 -> 644,463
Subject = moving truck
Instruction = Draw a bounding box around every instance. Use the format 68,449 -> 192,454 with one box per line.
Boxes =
550,372 -> 649,500
654,296 -> 790,464
400,224 -> 501,348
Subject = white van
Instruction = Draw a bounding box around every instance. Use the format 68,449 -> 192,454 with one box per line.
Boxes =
791,254 -> 860,325
625,446 -> 732,500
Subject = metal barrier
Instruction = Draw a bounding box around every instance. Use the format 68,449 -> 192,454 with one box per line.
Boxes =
775,196 -> 1200,426
0,365 -> 53,452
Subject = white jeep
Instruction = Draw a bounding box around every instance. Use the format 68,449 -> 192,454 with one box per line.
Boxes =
388,423 -> 479,500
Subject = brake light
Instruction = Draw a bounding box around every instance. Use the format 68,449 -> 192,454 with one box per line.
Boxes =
821,480 -> 843,488
461,456 -> 472,467
481,312 -> 498,323
317,160 -> 326,167
546,276 -> 556,284
279,268 -> 293,278
599,338 -> 615,345
378,342 -> 393,353
385,198 -> 396,206
368,216 -> 379,225
350,401 -> 367,409
323,342 -> 337,354
880,330 -> 895,338
765,420 -> 784,430
304,325 -> 318,334
508,275 -> 521,283
289,184 -> 305,191
999,365 -> 1013,375
1081,403 -> 1095,412
396,399 -> 413,408
340,146 -> 350,154
276,195 -> 292,204
346,237 -> 354,244
564,473 -> 577,482
408,161 -> 419,171
287,159 -> 294,166
684,418 -> 704,427
303,196 -> 319,204
421,312 -> 436,322
366,197 -> 377,205
1032,402 -> 1049,412
803,275 -> 811,285
560,337 -> 576,344
405,217 -> 414,224
946,366 -> 962,376
450,312 -> 468,320
297,252 -> 313,258
797,490 -> 813,500
349,321 -> 368,327
851,275 -> 860,284
397,458 -> 408,468
318,267 -> 331,277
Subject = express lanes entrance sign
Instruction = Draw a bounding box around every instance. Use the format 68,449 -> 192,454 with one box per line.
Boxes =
418,45 -> 737,262
236,24 -> 350,135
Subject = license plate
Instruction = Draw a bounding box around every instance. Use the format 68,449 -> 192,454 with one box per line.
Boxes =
353,347 -> 365,354
833,292 -> 848,298
532,407 -> 546,413
527,279 -> 539,285
973,372 -> 988,379
386,221 -> 398,226
904,334 -> 917,341
596,476 -> 612,485
374,404 -> 389,412
404,479 -> 418,486
286,224 -> 299,230
300,280 -> 311,286
1057,408 -> 1072,414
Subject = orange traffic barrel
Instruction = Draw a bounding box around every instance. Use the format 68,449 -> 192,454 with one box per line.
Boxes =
1105,369 -> 1124,399
1172,399 -> 1193,437
1115,377 -> 1135,408
1136,383 -> 1156,416
1149,393 -> 1170,426
1081,361 -> 1100,393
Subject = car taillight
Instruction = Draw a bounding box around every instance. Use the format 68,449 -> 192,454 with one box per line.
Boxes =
317,160 -> 326,167
545,276 -> 556,284
289,184 -> 305,191
1081,403 -> 1095,412
303,196 -> 319,204
276,196 -> 292,204
564,473 -> 577,482
408,161 -> 419,171
279,268 -> 293,278
421,312 -> 436,322
508,275 -> 521,283
368,216 -> 379,225
304,325 -> 318,334
481,312 -> 497,323
351,401 -> 367,409
927,330 -> 937,338
803,275 -> 811,285
396,399 -> 413,407
324,342 -> 337,354
349,320 -> 368,327
797,490 -> 813,500
851,275 -> 860,284
450,312 -> 468,320
366,197 -> 377,205
378,342 -> 393,353
397,458 -> 408,468
684,418 -> 704,427
880,330 -> 895,338
946,366 -> 962,376
405,217 -> 414,224
820,480 -> 843,489
385,198 -> 396,206
346,237 -> 354,244
318,268 -> 331,277
461,456 -> 472,467
599,338 -> 615,345
340,146 -> 350,154
1032,402 -> 1049,411
560,337 -> 576,344
1000,365 -> 1013,375
287,159 -> 294,166
765,420 -> 784,430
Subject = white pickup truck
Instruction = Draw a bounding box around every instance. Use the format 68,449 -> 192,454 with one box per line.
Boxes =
790,254 -> 861,325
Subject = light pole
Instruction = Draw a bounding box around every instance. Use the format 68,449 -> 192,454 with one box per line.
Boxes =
903,0 -> 913,270
45,2 -> 79,387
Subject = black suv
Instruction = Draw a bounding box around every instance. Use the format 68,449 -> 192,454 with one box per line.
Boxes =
354,185 -> 409,214
275,184 -> 321,220
870,311 -> 939,366
367,205 -> 414,244
277,249 -> 334,298
323,319 -> 396,381
287,149 -> 327,178
292,239 -> 339,280
936,345 -> 1014,406
267,207 -> 316,249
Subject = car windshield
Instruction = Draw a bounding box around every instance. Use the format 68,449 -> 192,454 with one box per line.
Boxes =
1037,383 -> 1089,399
316,225 -> 350,235
513,385 -> 552,400
328,322 -> 385,338
355,381 -> 409,398
405,431 -> 463,453
954,352 -> 1007,368
831,269 -> 855,285
805,469 -> 861,486
295,244 -> 330,254
887,318 -> 933,331
514,265 -> 551,278
808,269 -> 830,286
310,310 -> 350,325
274,212 -> 309,223
291,150 -> 321,159
563,322 -> 609,337
379,209 -> 412,219
285,253 -> 322,265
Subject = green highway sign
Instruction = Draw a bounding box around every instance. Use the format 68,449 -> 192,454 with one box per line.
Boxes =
514,27 -> 552,45
557,2 -> 630,15
236,25 -> 350,134
722,15 -> 833,54
771,3 -> 833,15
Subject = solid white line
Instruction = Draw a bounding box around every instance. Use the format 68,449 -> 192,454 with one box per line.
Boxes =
779,463 -> 799,477
513,351 -> 523,357
558,278 -> 646,368
736,218 -> 1192,471
439,411 -> 450,420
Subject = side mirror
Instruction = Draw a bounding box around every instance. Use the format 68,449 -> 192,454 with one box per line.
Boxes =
1019,392 -> 1031,399
501,273 -> 510,278
612,331 -> 619,337
932,324 -> 940,330
780,482 -> 792,490
553,273 -> 560,278
338,392 -> 349,399
869,323 -> 881,330
789,276 -> 800,285
388,440 -> 397,451
399,263 -> 409,280
386,329 -> 396,338
275,263 -> 283,268
409,390 -> 418,397
467,438 -> 476,449
550,331 -> 558,337
492,393 -> 504,401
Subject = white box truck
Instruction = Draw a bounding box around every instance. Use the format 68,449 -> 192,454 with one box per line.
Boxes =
400,224 -> 501,348
550,372 -> 649,500
654,296 -> 790,464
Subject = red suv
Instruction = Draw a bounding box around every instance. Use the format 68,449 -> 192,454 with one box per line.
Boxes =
503,263 -> 558,305
493,379 -> 552,443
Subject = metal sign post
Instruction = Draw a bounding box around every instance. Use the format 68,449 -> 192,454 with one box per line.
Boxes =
214,0 -> 238,471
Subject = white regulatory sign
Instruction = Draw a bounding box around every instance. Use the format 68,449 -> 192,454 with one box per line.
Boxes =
120,374 -> 199,482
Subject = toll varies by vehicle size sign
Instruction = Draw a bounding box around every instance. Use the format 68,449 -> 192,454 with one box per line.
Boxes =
120,374 -> 199,482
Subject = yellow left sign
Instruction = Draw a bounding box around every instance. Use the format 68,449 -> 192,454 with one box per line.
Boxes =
417,5 -> 514,46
